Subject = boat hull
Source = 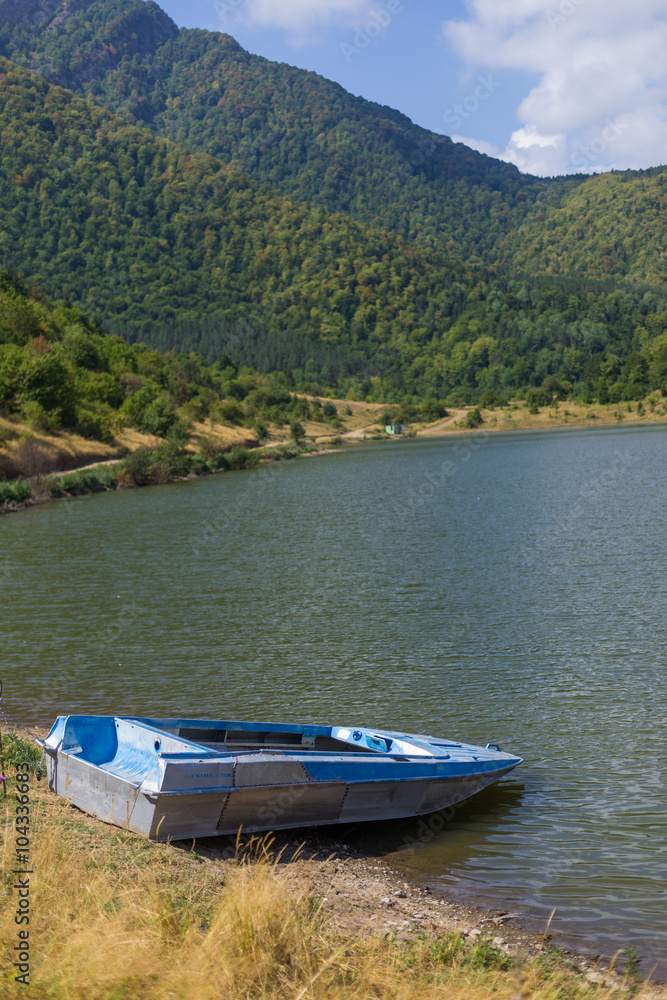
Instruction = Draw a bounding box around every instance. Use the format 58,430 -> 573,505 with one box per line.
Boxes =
44,715 -> 521,841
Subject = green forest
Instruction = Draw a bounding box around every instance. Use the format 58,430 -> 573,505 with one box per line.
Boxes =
0,0 -> 667,420
0,265 -> 339,471
0,0 -> 567,265
3,0 -> 667,283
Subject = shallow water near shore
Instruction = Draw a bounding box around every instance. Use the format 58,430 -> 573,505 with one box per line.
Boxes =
2,424 -> 666,972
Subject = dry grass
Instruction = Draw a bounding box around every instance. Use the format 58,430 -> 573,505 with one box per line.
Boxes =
0,415 -> 122,480
475,401 -> 667,434
0,780 -> 654,1000
415,400 -> 667,439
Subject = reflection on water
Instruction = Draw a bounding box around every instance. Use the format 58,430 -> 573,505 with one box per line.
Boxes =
2,424 -> 666,970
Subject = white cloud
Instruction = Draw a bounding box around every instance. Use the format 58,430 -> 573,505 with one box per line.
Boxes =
451,135 -> 500,158
215,0 -> 375,43
443,0 -> 667,175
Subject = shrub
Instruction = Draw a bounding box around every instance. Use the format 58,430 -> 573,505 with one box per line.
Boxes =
216,401 -> 246,425
60,327 -> 101,369
271,443 -> 301,461
21,400 -> 60,433
290,420 -> 306,444
141,396 -> 179,437
197,436 -> 223,462
119,446 -> 154,486
0,478 -> 31,503
0,732 -> 42,769
118,442 -> 194,485
225,379 -> 250,401
291,397 -> 310,420
226,447 -> 260,470
18,349 -> 77,426
421,400 -> 449,421
464,407 -> 484,428
75,405 -> 121,444
244,386 -> 290,415
207,452 -> 229,471
156,441 -> 193,479
53,464 -> 117,494
58,471 -> 85,492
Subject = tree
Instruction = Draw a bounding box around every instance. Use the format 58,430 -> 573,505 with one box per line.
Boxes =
290,420 -> 305,444
464,407 -> 483,428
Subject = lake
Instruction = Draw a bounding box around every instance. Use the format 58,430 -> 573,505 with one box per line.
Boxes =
2,424 -> 666,971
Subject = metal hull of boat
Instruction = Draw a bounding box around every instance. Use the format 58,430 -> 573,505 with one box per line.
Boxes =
44,715 -> 521,841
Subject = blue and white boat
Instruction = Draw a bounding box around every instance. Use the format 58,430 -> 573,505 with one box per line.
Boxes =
43,715 -> 522,841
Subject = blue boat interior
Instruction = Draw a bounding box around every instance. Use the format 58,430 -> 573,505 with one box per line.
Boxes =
47,716 -> 227,784
45,716 -> 520,778
47,715 -> 446,764
142,718 -> 402,754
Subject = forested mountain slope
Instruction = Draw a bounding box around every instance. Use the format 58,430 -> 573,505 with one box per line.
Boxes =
0,265 -> 229,444
3,0 -> 667,286
2,57 -> 667,405
0,0 -> 574,265
505,168 -> 667,285
0,56 -> 492,398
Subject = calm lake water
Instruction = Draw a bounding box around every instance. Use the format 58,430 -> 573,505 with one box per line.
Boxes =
2,425 -> 666,970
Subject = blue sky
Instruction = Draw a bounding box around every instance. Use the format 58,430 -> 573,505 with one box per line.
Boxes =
159,0 -> 667,178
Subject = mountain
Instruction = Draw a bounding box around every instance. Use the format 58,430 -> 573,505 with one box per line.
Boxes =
2,56 -> 667,407
3,0 -> 667,288
0,0 -> 576,266
0,55 -> 487,399
1,3 -> 667,407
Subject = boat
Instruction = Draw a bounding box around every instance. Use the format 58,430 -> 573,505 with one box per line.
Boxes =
43,715 -> 522,841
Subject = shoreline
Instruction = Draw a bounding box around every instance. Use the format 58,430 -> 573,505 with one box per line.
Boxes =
4,768 -> 664,995
3,412 -> 667,517
218,826 -> 667,990
10,729 -> 666,988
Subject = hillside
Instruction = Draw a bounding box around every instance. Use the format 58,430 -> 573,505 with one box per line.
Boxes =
0,0 -> 574,266
0,57 -> 483,394
0,45 -> 667,406
505,168 -> 667,285
0,265 -> 417,470
1,58 -> 667,417
3,0 -> 667,287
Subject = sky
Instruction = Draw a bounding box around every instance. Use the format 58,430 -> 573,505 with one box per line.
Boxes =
158,0 -> 667,178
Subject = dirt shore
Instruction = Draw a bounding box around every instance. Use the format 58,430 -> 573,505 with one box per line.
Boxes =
4,727 -> 665,995
186,828 -> 666,994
